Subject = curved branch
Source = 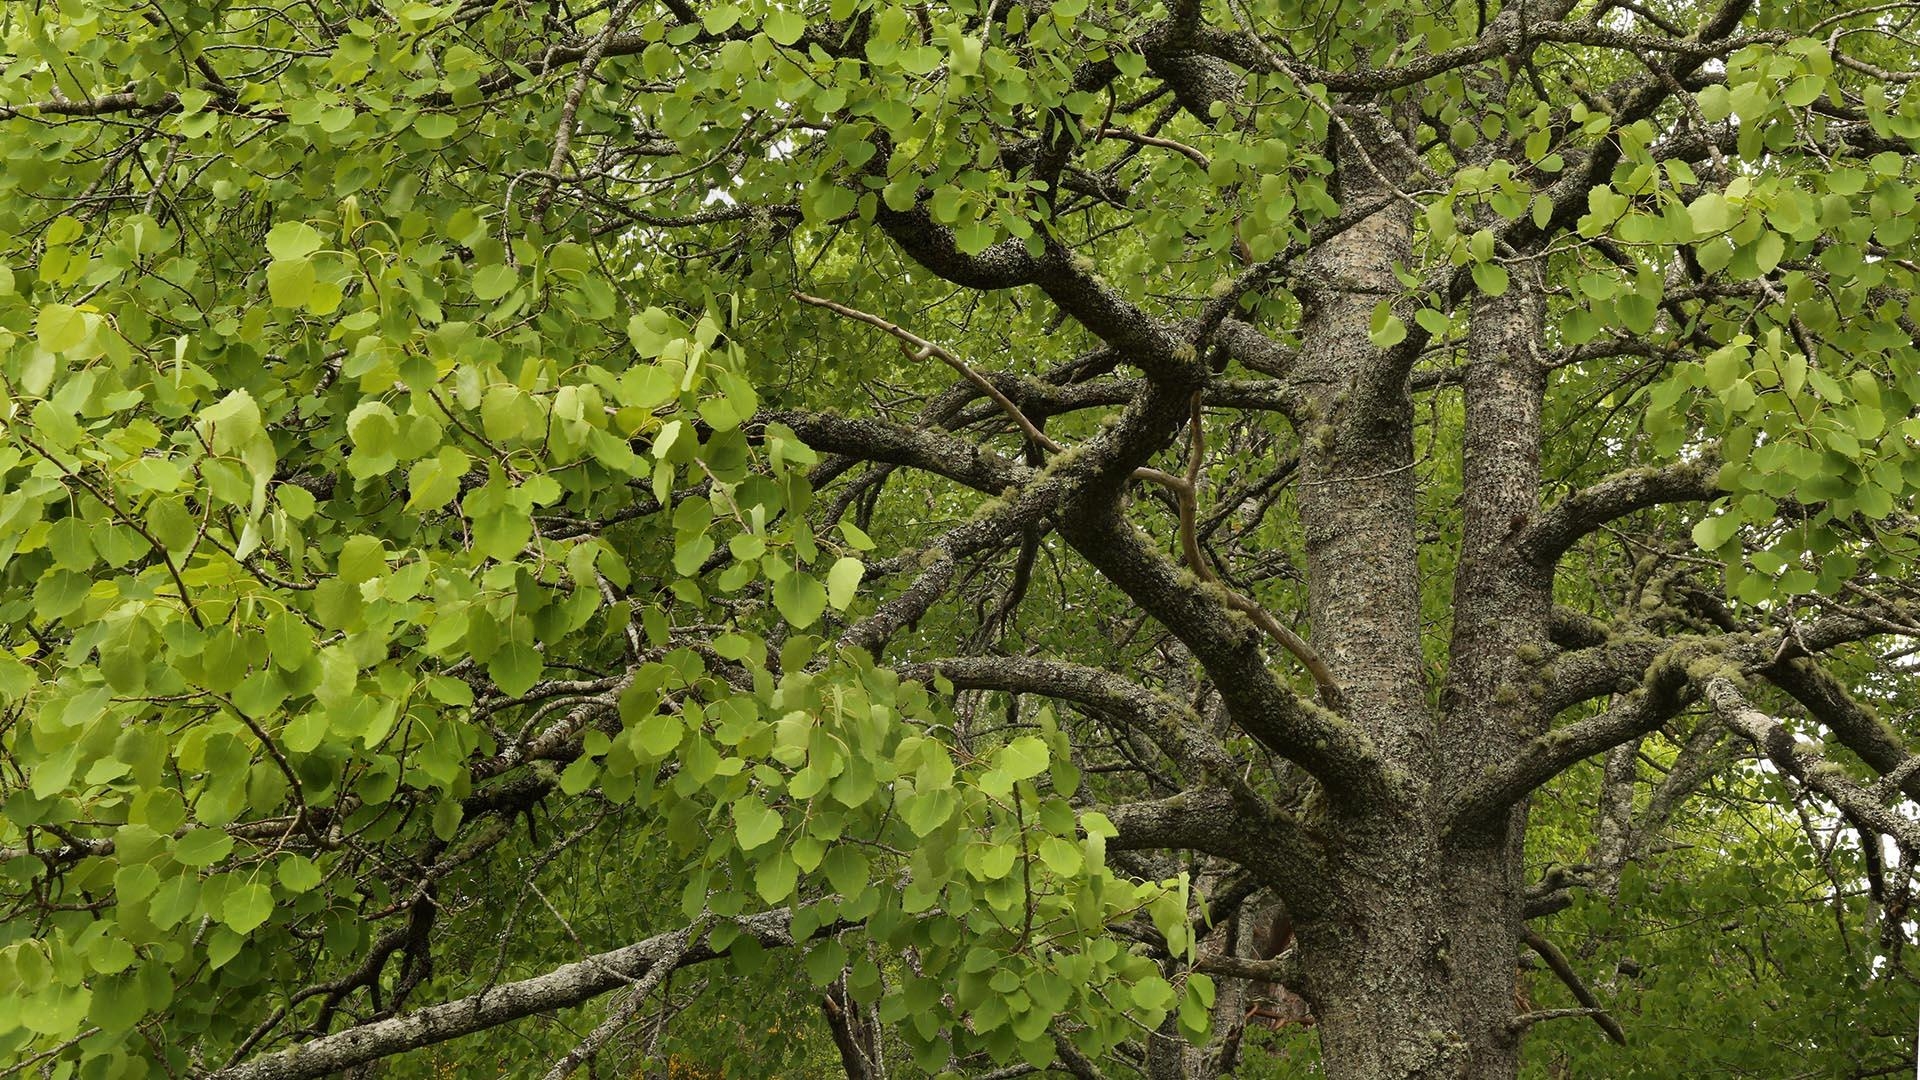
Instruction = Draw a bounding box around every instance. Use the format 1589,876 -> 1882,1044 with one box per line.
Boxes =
1056,486 -> 1386,805
1449,647 -> 1700,834
1764,654 -> 1920,803
1708,678 -> 1920,854
1520,458 -> 1721,568
1521,928 -> 1628,1046
1173,393 -> 1341,703
918,654 -> 1268,810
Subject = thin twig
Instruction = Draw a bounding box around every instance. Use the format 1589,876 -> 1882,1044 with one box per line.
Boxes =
792,292 -> 1062,453
1175,394 -> 1343,703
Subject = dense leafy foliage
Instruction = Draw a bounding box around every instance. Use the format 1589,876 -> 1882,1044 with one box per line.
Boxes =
2,0 -> 1919,1077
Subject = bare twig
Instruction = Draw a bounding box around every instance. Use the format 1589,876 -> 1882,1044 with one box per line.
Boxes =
535,0 -> 645,218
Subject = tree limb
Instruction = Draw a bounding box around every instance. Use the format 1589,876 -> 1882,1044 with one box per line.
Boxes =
1521,928 -> 1628,1046
1520,458 -> 1721,568
206,909 -> 824,1080
538,927 -> 688,1080
1707,677 -> 1920,854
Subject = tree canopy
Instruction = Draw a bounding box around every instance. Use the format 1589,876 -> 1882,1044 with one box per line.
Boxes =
2,0 -> 1919,1077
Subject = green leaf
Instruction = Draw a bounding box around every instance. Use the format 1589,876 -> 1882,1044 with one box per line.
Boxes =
86,972 -> 147,1033
1688,193 -> 1735,237
33,569 -> 90,621
1038,836 -> 1083,876
433,798 -> 464,841
265,221 -> 324,260
223,881 -> 275,934
825,557 -> 864,610
1783,74 -> 1825,107
173,828 -> 234,868
35,303 -> 91,354
763,8 -> 805,44
1368,301 -> 1407,348
406,447 -> 469,512
559,756 -> 598,795
823,846 -> 870,898
276,856 -> 323,893
733,795 -> 783,850
1188,972 -> 1216,1008
1133,975 -> 1175,1011
773,572 -> 828,628
998,736 -> 1050,782
1692,511 -> 1741,552
471,264 -> 517,301
807,181 -> 856,223
902,788 -> 956,837
347,399 -> 398,456
267,257 -> 317,308
635,712 -> 683,757
488,641 -> 543,698
755,850 -> 798,903
413,112 -> 457,139
804,939 -> 847,986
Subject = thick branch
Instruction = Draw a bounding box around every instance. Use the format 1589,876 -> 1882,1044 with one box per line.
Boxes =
1449,648 -> 1698,833
1056,492 -> 1387,806
1105,789 -> 1323,900
1764,655 -> 1920,803
764,410 -> 1032,494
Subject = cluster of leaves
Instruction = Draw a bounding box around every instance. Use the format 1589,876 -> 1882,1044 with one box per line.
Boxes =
0,2 -> 1228,1073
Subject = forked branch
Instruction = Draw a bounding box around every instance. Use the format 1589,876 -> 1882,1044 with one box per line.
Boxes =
795,292 -> 1341,703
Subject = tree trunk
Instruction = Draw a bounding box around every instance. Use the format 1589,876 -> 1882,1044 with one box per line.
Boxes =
1292,829 -> 1525,1080
1269,102 -> 1546,1080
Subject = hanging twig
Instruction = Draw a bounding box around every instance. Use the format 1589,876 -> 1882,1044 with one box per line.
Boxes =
1173,393 -> 1342,704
